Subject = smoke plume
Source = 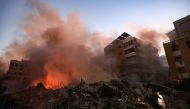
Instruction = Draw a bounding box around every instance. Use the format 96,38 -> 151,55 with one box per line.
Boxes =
1,1 -> 116,89
1,0 -> 170,90
123,25 -> 169,82
137,28 -> 168,53
136,29 -> 169,82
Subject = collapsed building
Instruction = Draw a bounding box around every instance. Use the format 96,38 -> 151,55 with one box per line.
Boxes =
104,32 -> 165,82
1,79 -> 190,109
164,15 -> 190,80
3,60 -> 44,93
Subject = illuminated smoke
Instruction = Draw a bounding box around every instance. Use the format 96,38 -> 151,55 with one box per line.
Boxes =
137,28 -> 168,54
1,0 -> 116,89
124,25 -> 169,82
0,0 -> 169,90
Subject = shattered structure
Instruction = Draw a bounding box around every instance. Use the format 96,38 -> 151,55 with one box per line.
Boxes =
104,32 -> 164,81
1,79 -> 189,109
3,60 -> 44,92
164,15 -> 190,80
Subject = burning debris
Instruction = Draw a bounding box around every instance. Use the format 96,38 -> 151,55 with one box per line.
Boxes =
0,1 -> 189,108
0,79 -> 190,109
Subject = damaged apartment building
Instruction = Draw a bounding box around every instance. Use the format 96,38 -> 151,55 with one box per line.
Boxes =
3,60 -> 43,92
104,32 -> 165,82
164,15 -> 190,80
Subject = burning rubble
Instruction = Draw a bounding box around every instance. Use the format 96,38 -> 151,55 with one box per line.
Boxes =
1,79 -> 190,109
0,1 -> 189,109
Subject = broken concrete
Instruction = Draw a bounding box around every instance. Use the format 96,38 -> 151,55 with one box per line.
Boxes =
0,79 -> 189,109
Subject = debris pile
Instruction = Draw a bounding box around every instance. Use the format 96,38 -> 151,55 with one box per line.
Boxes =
0,79 -> 190,109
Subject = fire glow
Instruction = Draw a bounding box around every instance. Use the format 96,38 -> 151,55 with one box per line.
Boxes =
1,1 -> 167,90
43,63 -> 72,89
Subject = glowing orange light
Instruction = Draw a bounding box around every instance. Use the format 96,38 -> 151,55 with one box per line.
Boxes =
43,63 -> 71,89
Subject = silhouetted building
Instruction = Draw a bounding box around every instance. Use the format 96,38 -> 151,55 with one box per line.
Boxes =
3,60 -> 43,92
104,32 -> 163,81
164,15 -> 190,80
174,15 -> 190,37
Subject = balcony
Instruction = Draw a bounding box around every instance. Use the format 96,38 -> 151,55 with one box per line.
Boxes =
124,52 -> 136,58
124,45 -> 135,50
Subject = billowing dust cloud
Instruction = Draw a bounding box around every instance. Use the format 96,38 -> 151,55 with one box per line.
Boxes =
122,25 -> 169,82
1,1 -> 116,89
136,29 -> 169,82
137,28 -> 169,54
0,1 -> 169,90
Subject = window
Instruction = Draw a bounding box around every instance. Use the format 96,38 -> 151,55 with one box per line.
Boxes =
119,52 -> 122,55
171,41 -> 178,51
178,67 -> 186,74
186,41 -> 190,48
175,56 -> 183,64
14,63 -> 18,67
20,67 -> 23,71
124,40 -> 134,48
10,62 -> 14,69
118,45 -> 122,48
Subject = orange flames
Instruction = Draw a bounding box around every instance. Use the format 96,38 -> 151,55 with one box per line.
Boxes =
31,63 -> 73,89
43,67 -> 71,89
43,73 -> 66,89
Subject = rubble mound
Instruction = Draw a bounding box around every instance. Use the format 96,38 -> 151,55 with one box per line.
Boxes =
0,79 -> 190,109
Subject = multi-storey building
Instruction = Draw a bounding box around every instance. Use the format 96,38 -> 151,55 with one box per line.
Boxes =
104,32 -> 162,81
164,15 -> 190,80
174,15 -> 190,37
104,33 -> 137,73
3,60 -> 43,92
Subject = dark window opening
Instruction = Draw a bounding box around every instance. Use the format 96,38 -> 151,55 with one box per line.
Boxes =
171,41 -> 178,51
124,40 -> 134,48
175,56 -> 183,64
178,67 -> 186,74
9,62 -> 14,69
20,67 -> 23,71
119,52 -> 122,55
186,41 -> 190,48
14,63 -> 18,67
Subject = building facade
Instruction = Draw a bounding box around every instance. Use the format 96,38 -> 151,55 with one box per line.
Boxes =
164,15 -> 190,80
3,60 -> 44,92
174,15 -> 190,37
